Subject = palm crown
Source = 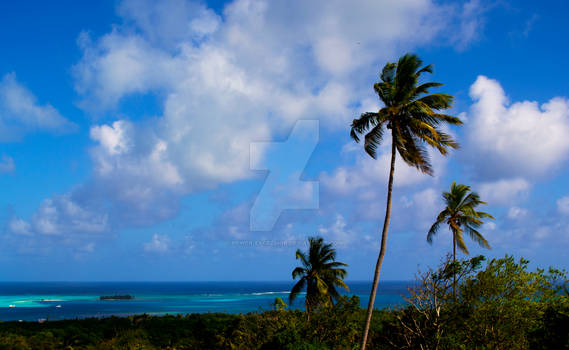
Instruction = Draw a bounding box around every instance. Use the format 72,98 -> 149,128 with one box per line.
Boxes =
350,53 -> 463,174
428,182 -> 495,254
289,237 -> 348,314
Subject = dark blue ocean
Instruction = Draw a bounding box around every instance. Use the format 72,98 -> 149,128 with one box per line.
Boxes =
0,281 -> 410,321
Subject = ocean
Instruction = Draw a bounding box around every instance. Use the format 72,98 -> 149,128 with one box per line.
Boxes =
0,281 -> 410,321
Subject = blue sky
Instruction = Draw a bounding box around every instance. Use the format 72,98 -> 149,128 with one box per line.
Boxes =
1,0 -> 569,281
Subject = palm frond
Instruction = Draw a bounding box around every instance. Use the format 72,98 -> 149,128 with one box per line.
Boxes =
350,112 -> 380,143
427,218 -> 444,244
415,63 -> 433,77
464,224 -> 491,249
295,250 -> 309,268
289,278 -> 306,304
380,62 -> 397,83
394,125 -> 432,175
364,123 -> 385,159
430,113 -> 463,125
414,93 -> 453,110
322,261 -> 348,269
292,267 -> 306,279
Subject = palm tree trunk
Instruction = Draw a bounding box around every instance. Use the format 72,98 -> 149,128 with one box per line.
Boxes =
453,232 -> 457,299
360,141 -> 396,350
306,299 -> 311,322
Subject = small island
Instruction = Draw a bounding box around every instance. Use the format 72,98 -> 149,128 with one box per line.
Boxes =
99,295 -> 134,301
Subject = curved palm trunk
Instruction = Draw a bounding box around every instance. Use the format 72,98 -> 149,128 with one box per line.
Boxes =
360,141 -> 396,350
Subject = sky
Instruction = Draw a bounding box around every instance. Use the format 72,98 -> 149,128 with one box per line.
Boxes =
1,0 -> 569,281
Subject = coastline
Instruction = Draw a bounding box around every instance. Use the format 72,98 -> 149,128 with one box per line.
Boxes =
0,281 -> 410,322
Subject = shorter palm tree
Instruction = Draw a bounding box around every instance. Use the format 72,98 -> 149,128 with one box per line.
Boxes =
427,182 -> 495,296
289,236 -> 349,320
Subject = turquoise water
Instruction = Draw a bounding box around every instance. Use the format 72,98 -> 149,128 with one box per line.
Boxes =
0,281 -> 410,321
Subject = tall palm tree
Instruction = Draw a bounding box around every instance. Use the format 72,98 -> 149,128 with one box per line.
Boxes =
350,53 -> 463,350
289,236 -> 348,321
427,182 -> 495,296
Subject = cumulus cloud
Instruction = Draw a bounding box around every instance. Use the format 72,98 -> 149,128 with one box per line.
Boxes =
318,214 -> 353,246
0,154 -> 14,173
141,232 -> 197,256
90,121 -> 131,156
118,0 -> 221,46
4,194 -> 109,256
0,73 -> 76,141
507,206 -> 528,220
478,178 -> 530,205
449,0 -> 491,50
557,196 -> 569,215
7,195 -> 109,237
76,0 -> 486,203
321,139 -> 448,197
8,218 -> 31,236
464,76 -> 569,180
87,120 -> 184,224
143,234 -> 171,254
14,0 -> 492,253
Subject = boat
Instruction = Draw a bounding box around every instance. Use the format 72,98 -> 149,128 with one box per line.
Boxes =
55,305 -> 62,308
8,305 -> 15,308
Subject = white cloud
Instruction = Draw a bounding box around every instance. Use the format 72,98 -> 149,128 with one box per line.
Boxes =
69,0 -> 468,231
79,0 -> 486,195
450,0 -> 490,50
4,195 -> 110,255
318,214 -> 352,246
523,14 -> 539,38
90,121 -> 131,155
478,178 -> 530,205
6,194 -> 108,241
0,73 -> 76,141
557,196 -> 569,215
32,195 -> 108,236
464,76 -> 569,180
8,218 -> 31,235
117,0 -> 221,46
409,188 -> 441,226
143,234 -> 171,254
74,32 -> 183,112
89,120 -> 183,190
321,140 -> 448,196
0,154 -> 15,173
507,206 -> 528,220
15,0 -> 492,251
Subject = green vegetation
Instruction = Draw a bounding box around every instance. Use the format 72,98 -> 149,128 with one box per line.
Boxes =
427,182 -> 494,296
0,255 -> 566,349
290,237 -> 349,321
387,255 -> 569,349
350,53 -> 463,349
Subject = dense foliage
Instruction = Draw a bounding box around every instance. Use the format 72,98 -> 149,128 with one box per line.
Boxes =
0,297 -> 389,350
0,256 -> 567,349
386,255 -> 569,349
